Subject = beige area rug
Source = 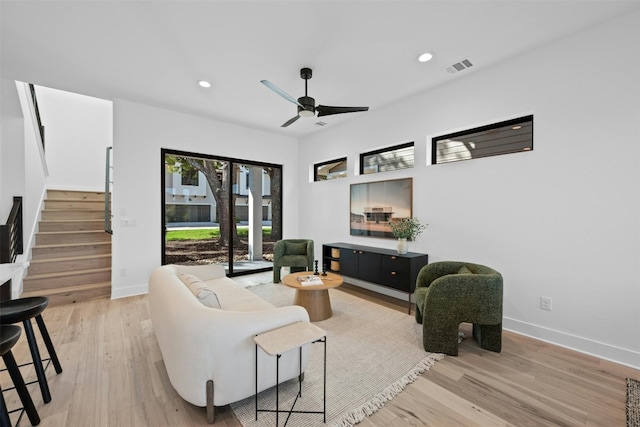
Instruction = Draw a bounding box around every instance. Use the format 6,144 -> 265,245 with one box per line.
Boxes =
230,274 -> 443,427
629,378 -> 640,427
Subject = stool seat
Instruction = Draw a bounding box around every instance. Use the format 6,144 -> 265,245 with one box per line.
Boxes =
0,297 -> 48,324
0,325 -> 21,356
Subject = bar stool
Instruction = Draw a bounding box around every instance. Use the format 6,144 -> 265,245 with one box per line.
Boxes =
0,297 -> 62,404
1,325 -> 40,426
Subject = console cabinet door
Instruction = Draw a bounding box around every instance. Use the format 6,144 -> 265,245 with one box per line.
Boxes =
339,248 -> 359,278
381,255 -> 410,292
358,251 -> 382,284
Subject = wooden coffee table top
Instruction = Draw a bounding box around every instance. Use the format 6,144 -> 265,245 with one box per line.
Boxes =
281,271 -> 343,291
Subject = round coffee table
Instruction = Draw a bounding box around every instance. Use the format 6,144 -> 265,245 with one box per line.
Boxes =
281,271 -> 343,321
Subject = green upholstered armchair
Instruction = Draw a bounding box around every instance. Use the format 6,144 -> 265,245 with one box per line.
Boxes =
414,261 -> 503,356
273,239 -> 314,283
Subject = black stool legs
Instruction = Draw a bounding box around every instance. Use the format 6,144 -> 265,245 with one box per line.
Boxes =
0,297 -> 63,407
1,325 -> 40,427
22,316 -> 63,403
22,320 -> 50,404
34,316 -> 62,375
0,384 -> 10,427
2,350 -> 40,426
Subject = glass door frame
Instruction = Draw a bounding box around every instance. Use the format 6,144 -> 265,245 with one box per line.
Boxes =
161,148 -> 282,277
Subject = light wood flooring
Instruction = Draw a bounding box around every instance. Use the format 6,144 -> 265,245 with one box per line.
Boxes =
2,277 -> 638,426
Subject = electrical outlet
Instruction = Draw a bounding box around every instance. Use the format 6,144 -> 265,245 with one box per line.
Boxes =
120,268 -> 127,277
540,296 -> 552,311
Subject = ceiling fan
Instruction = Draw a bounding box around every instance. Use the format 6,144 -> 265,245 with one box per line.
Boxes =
261,67 -> 369,128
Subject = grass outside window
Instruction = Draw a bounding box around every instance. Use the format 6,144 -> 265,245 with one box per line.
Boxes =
166,227 -> 272,241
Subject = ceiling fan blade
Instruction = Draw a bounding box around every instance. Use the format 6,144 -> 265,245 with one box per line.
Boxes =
316,105 -> 369,117
261,80 -> 304,108
281,115 -> 301,128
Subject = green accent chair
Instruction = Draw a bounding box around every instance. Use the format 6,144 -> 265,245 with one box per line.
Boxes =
273,239 -> 314,283
414,261 -> 503,356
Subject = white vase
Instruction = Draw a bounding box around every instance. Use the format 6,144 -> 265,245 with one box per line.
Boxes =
397,238 -> 408,254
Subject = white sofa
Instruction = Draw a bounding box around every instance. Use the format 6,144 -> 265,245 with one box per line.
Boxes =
149,264 -> 310,422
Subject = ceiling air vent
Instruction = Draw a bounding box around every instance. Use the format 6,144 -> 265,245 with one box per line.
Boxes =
443,58 -> 474,75
315,121 -> 327,127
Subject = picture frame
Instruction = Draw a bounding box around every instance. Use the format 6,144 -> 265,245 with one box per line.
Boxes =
350,178 -> 413,238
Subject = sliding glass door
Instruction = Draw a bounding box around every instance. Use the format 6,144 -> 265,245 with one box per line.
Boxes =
161,149 -> 281,276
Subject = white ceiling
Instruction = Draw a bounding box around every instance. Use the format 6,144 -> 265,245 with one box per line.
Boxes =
2,1 -> 639,138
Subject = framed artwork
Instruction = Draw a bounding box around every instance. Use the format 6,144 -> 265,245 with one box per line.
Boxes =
350,178 -> 413,238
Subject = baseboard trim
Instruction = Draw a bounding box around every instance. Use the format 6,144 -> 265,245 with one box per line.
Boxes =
111,283 -> 148,300
503,317 -> 640,370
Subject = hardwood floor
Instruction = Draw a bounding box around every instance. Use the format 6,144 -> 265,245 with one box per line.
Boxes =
2,278 -> 637,426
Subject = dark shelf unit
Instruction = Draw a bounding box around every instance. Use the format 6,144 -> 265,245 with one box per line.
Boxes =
322,242 -> 428,313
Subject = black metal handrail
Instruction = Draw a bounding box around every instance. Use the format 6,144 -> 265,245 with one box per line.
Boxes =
29,83 -> 45,150
0,197 -> 24,263
104,146 -> 113,234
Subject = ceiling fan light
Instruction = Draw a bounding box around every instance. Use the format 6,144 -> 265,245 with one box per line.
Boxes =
299,109 -> 314,118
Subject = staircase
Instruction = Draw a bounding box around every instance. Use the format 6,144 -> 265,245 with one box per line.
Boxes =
22,190 -> 111,305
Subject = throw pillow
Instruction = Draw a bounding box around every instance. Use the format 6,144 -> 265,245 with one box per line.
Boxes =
177,273 -> 222,309
286,241 -> 308,255
457,265 -> 473,275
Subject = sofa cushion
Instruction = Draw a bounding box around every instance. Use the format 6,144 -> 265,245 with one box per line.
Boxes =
205,278 -> 275,311
178,273 -> 222,309
286,241 -> 308,255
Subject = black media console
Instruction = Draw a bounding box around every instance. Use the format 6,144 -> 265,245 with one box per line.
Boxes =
322,242 -> 428,314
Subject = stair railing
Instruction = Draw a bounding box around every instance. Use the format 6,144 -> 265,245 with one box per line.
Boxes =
104,146 -> 113,234
29,84 -> 45,151
0,197 -> 24,263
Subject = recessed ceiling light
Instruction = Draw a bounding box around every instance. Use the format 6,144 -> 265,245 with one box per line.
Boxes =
417,52 -> 434,63
198,80 -> 212,88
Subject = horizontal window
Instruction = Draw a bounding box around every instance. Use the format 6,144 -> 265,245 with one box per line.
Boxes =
432,115 -> 533,164
314,157 -> 347,181
165,204 -> 210,223
181,167 -> 199,186
360,142 -> 414,175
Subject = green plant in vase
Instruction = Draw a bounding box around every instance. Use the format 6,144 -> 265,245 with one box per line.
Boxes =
389,217 -> 427,254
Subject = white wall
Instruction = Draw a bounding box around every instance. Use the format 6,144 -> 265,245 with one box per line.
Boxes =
0,81 -> 50,296
298,12 -> 640,368
35,85 -> 112,191
0,79 -> 26,221
111,100 -> 299,298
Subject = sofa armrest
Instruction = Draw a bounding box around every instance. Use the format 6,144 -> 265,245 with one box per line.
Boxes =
160,303 -> 311,407
204,305 -> 312,404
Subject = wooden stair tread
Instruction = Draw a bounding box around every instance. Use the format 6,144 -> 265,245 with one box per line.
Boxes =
34,241 -> 111,249
37,230 -> 108,235
30,254 -> 111,264
21,283 -> 111,306
40,218 -> 104,224
42,209 -> 104,212
24,267 -> 111,280
22,281 -> 110,296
